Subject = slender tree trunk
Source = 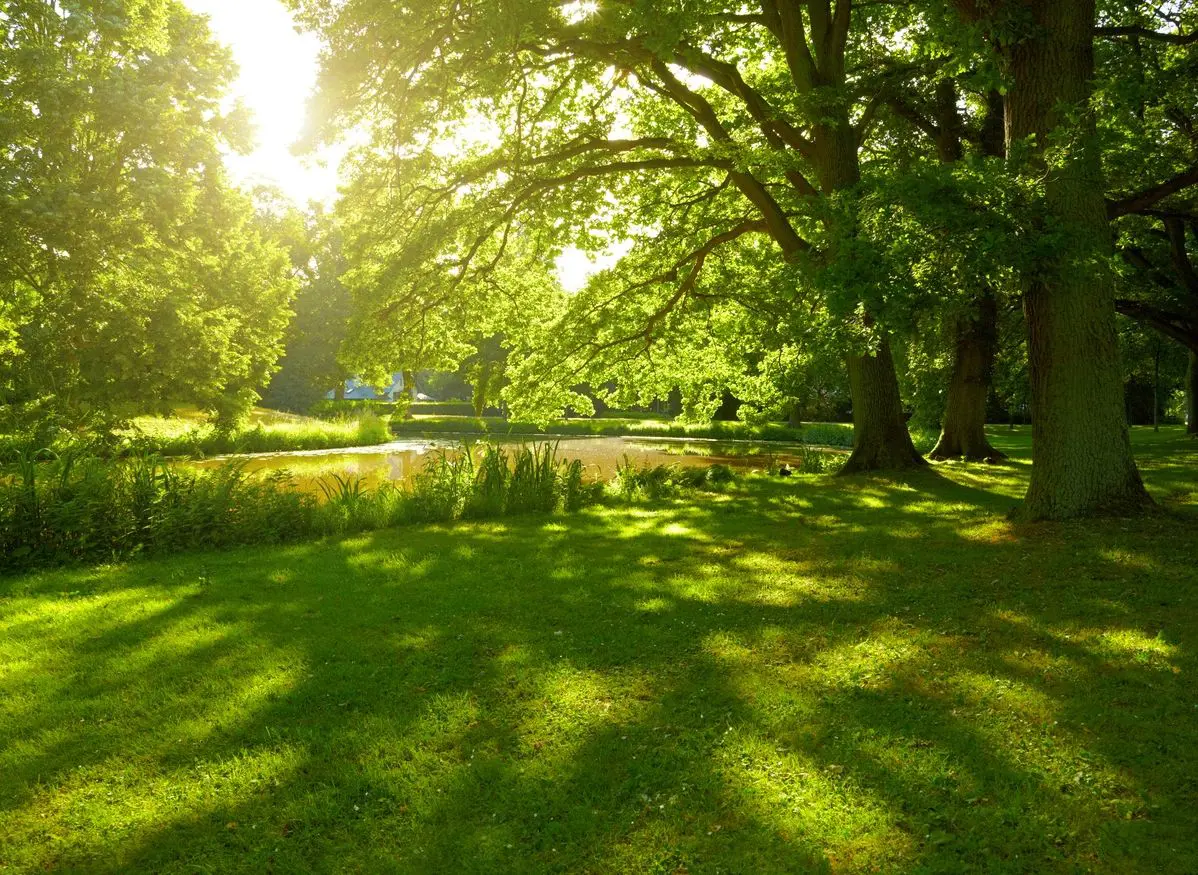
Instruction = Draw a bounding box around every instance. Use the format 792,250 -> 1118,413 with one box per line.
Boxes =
1005,0 -> 1151,518
931,90 -> 1005,462
1187,348 -> 1198,434
930,291 -> 1006,461
1153,344 -> 1160,432
841,339 -> 926,473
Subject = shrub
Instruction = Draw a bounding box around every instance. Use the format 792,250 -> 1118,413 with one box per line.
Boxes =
309,399 -> 396,418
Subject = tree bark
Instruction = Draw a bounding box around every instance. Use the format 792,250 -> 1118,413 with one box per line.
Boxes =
930,88 -> 1005,462
813,124 -> 925,473
1187,348 -> 1198,434
1005,0 -> 1151,518
930,291 -> 1006,461
841,339 -> 927,473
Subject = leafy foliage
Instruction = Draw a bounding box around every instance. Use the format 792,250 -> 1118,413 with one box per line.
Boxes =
0,1 -> 297,429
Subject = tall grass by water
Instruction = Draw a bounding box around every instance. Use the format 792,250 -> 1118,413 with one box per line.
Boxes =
0,443 -> 605,573
122,411 -> 393,457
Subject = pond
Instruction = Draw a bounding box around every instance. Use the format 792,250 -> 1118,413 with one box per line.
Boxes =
188,435 -> 841,493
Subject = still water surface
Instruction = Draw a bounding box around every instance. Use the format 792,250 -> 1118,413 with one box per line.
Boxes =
188,435 -> 834,493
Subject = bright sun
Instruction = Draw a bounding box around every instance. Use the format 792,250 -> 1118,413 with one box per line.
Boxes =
183,0 -> 341,205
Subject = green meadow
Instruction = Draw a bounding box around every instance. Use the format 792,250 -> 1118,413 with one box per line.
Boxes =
2,428 -> 1195,873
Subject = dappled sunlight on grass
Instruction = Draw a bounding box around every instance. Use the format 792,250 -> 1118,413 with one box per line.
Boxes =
1,427 -> 1196,870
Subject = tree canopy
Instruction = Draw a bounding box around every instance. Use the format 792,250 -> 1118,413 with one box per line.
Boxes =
0,0 -> 298,430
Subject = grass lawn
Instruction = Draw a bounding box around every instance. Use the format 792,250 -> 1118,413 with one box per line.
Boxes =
1,427 -> 1196,872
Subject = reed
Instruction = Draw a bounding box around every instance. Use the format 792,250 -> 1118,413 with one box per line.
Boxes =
1,441 -> 604,573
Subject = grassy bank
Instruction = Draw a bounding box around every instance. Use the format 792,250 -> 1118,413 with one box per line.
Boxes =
1,428 -> 1195,871
122,409 -> 393,458
392,414 -> 855,446
0,410 -> 395,464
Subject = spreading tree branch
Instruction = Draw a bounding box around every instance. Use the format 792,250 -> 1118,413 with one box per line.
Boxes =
1095,26 -> 1198,45
1108,163 -> 1198,218
1114,298 -> 1198,347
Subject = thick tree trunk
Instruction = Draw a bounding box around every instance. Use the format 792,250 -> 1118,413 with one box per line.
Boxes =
841,339 -> 927,473
1005,0 -> 1151,518
1187,348 -> 1198,434
930,291 -> 1006,461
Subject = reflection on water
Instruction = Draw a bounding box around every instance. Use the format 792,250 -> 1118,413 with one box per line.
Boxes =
187,436 -> 838,494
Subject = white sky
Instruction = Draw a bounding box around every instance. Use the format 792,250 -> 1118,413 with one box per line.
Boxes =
184,0 -> 341,205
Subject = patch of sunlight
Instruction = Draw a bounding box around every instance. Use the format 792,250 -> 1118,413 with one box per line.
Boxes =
714,726 -> 914,870
949,669 -> 1058,725
634,596 -> 673,613
515,666 -> 650,772
702,630 -> 755,665
612,512 -> 680,539
419,691 -> 482,733
155,660 -> 308,749
389,625 -> 443,651
806,622 -> 924,692
104,618 -> 244,679
905,498 -> 978,516
996,646 -> 1080,685
266,569 -> 293,585
854,494 -> 890,509
955,519 -> 1018,544
1096,547 -> 1163,573
337,535 -> 376,553
540,522 -> 568,533
662,573 -> 731,605
944,668 -> 1145,815
872,521 -> 929,539
496,642 -> 534,666
0,587 -> 174,640
6,743 -> 307,869
658,521 -> 703,538
988,610 -> 1171,674
374,552 -> 435,578
1090,628 -> 1178,670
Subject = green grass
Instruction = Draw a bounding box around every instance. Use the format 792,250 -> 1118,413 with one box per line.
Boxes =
1,427 -> 1196,872
121,409 -> 393,458
393,415 -> 855,446
1,409 -> 395,464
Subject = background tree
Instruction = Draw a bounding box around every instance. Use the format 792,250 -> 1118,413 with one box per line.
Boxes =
1097,1 -> 1198,432
288,0 -> 938,471
0,0 -> 296,431
263,210 -> 354,413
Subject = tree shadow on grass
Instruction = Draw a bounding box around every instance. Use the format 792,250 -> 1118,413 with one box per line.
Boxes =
1,469 -> 1196,872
